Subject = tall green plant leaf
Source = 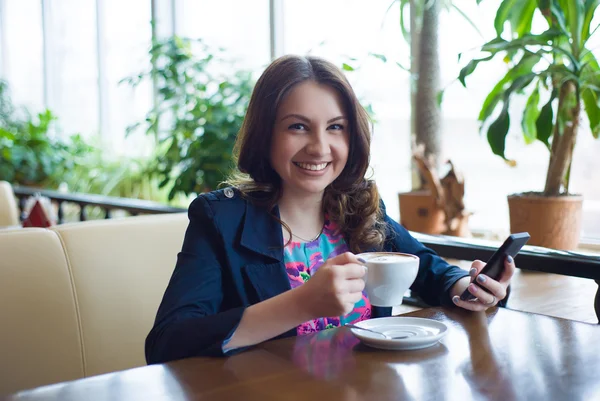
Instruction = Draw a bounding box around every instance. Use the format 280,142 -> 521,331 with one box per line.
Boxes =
493,0 -> 537,37
548,2 -> 569,36
582,88 -> 600,138
580,51 -> 600,138
494,0 -> 517,36
566,0 -> 584,55
582,0 -> 600,42
478,53 -> 542,123
483,72 -> 537,159
522,86 -> 541,143
536,93 -> 556,148
487,105 -> 511,159
458,54 -> 494,86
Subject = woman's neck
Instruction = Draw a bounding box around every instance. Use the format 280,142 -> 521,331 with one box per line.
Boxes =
278,187 -> 324,242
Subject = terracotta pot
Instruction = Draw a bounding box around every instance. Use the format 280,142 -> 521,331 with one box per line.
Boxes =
398,191 -> 445,235
507,193 -> 583,250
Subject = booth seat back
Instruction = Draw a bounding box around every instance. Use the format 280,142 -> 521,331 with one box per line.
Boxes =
0,181 -> 20,227
0,228 -> 84,395
50,213 -> 188,377
0,212 -> 189,395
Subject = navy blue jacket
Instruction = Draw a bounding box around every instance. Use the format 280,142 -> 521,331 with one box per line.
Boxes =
145,188 -> 469,364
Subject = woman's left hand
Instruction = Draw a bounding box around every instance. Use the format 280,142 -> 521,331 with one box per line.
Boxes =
450,256 -> 516,311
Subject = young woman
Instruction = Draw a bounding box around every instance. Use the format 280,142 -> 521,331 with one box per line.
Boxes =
145,55 -> 515,364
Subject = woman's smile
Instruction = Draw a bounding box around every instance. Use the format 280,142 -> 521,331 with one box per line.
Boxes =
293,161 -> 331,173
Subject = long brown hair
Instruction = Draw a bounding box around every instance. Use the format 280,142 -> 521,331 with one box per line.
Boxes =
228,55 -> 386,252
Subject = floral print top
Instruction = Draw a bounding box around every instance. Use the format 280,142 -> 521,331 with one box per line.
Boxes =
284,217 -> 371,335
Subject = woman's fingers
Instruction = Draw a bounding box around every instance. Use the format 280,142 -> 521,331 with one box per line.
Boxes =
497,255 -> 516,283
342,290 -> 363,307
346,277 -> 366,293
466,283 -> 498,306
341,263 -> 367,279
452,295 -> 487,311
470,260 -> 486,277
472,274 -> 507,301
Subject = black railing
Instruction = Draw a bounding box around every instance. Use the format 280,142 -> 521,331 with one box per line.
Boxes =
13,186 -> 186,224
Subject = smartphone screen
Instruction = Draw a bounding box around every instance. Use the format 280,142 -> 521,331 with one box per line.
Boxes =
460,232 -> 530,301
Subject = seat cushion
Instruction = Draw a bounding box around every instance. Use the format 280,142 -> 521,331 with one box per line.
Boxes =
0,228 -> 84,394
51,213 -> 188,377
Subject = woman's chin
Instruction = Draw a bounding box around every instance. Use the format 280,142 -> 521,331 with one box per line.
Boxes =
287,180 -> 331,196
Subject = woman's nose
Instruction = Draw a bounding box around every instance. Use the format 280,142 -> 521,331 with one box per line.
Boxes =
305,131 -> 330,156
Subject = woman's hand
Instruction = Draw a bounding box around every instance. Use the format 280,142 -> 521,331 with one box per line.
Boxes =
450,256 -> 516,311
296,252 -> 366,319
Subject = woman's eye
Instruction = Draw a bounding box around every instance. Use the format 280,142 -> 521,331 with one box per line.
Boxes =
289,123 -> 307,131
328,124 -> 344,130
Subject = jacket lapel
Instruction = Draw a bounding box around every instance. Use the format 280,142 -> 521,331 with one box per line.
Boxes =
240,199 -> 284,262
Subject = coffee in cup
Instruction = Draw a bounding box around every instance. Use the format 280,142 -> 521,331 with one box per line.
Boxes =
357,252 -> 419,307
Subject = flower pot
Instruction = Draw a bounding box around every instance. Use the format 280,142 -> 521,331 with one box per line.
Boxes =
398,190 -> 445,235
507,193 -> 583,250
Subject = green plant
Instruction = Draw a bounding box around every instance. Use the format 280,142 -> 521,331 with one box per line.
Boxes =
459,0 -> 600,196
0,80 -> 92,186
65,147 -> 192,207
123,36 -> 255,200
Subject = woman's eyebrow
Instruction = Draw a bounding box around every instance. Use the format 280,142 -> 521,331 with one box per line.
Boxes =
279,114 -> 347,123
280,114 -> 311,123
327,116 -> 347,123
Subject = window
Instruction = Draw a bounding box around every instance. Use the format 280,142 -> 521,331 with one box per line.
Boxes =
1,0 -> 598,241
43,0 -> 99,138
1,0 -> 44,112
101,0 -> 153,152
282,0 -> 600,241
177,0 -> 270,72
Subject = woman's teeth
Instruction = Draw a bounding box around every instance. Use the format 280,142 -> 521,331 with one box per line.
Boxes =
295,162 -> 328,171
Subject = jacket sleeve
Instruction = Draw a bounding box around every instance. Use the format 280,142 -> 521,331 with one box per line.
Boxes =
382,209 -> 469,307
145,195 -> 246,364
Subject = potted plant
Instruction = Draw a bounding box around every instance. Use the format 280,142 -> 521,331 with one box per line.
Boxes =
123,36 -> 254,200
458,0 -> 600,249
388,0 -> 478,235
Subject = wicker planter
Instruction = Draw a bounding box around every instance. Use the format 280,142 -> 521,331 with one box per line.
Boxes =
507,193 -> 583,250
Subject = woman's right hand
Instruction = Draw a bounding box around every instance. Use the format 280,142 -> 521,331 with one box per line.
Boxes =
296,252 -> 367,319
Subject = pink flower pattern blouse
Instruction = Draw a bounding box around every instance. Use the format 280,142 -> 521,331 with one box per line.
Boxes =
283,217 -> 371,335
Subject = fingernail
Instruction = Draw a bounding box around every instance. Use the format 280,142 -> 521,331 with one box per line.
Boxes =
358,258 -> 367,264
469,268 -> 477,276
452,296 -> 460,304
469,284 -> 478,292
477,275 -> 486,283
507,255 -> 514,264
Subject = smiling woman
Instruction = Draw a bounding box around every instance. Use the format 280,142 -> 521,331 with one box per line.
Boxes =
145,55 -> 514,365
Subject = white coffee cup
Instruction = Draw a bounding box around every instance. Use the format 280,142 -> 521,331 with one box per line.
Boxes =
357,252 -> 420,307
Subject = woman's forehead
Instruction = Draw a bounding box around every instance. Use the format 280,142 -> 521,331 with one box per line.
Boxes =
276,81 -> 346,120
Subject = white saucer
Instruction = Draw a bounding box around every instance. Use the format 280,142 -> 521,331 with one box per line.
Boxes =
349,317 -> 448,351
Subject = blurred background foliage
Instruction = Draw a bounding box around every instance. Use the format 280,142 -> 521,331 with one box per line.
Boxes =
1,36 -> 255,206
122,36 -> 254,200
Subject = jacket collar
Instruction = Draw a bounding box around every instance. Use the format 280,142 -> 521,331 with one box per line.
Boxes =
240,198 -> 284,262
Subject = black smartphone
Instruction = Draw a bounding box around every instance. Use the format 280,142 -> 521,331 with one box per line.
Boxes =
460,232 -> 530,301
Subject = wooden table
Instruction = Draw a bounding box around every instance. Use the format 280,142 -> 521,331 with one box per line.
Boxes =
3,307 -> 600,401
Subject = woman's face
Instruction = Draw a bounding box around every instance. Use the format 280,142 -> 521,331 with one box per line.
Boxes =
270,80 -> 350,197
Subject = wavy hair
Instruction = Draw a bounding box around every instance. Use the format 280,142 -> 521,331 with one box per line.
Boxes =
227,55 -> 386,252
